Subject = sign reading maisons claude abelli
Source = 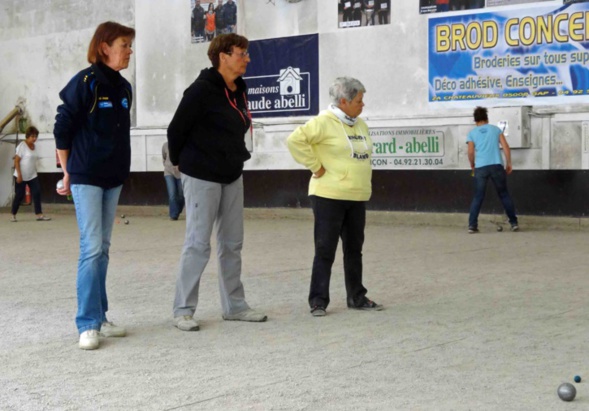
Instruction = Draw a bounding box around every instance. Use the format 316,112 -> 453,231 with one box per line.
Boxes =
245,34 -> 319,118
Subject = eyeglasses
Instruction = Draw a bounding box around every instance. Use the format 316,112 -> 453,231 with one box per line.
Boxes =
226,51 -> 249,58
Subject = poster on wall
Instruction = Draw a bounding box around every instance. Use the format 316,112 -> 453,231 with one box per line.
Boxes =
338,0 -> 390,28
370,127 -> 458,169
420,0 -> 484,15
244,34 -> 319,118
486,0 -> 554,6
191,0 -> 237,44
428,2 -> 589,103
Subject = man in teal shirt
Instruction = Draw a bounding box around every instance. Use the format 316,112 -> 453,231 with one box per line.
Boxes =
467,106 -> 519,233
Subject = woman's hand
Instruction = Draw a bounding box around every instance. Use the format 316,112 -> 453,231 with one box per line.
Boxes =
312,166 -> 326,179
56,173 -> 71,196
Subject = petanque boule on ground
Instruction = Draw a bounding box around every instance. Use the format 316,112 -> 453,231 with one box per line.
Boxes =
557,382 -> 576,402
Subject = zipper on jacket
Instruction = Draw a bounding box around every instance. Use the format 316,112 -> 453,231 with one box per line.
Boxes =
89,84 -> 99,113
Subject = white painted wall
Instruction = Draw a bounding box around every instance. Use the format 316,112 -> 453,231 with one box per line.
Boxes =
0,0 -> 134,206
1,0 -> 588,207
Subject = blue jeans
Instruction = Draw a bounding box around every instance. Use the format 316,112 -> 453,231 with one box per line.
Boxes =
164,175 -> 184,219
469,164 -> 518,228
71,184 -> 122,333
194,28 -> 205,42
309,195 -> 368,309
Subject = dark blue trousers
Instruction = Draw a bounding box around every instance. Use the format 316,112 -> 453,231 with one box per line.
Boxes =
469,164 -> 518,228
12,177 -> 42,215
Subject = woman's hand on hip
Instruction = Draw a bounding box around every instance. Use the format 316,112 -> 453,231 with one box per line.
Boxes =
312,166 -> 325,179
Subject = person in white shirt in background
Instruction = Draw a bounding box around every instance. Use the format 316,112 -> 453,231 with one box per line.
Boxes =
11,126 -> 51,222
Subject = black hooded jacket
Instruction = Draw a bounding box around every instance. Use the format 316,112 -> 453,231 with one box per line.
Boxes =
167,68 -> 251,184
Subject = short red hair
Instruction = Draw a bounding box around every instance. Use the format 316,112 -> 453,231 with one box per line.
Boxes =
87,21 -> 135,64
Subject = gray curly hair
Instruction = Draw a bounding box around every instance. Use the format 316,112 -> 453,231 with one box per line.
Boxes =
329,77 -> 366,106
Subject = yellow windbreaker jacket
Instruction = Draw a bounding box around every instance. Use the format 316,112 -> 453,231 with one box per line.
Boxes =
287,110 -> 372,201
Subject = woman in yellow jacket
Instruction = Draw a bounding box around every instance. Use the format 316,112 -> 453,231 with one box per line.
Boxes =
287,77 -> 383,317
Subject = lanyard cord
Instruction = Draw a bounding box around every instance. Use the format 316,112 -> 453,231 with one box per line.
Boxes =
225,88 -> 253,136
337,118 -> 368,158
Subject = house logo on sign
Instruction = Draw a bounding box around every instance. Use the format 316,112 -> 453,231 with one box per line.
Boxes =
246,66 -> 311,115
277,67 -> 302,95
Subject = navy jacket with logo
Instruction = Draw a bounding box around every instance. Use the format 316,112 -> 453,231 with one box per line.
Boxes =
54,63 -> 132,189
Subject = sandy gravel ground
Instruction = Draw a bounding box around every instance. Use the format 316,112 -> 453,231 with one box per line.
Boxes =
0,207 -> 587,410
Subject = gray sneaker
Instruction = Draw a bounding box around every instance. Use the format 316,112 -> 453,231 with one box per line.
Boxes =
510,224 -> 519,232
310,306 -> 326,317
222,309 -> 267,322
100,321 -> 126,337
174,315 -> 199,331
347,298 -> 384,311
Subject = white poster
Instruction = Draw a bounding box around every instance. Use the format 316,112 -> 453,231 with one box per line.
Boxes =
370,127 -> 458,169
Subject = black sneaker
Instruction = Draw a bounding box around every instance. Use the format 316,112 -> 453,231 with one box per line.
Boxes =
347,297 -> 383,311
510,224 -> 519,232
310,305 -> 326,317
468,227 -> 479,234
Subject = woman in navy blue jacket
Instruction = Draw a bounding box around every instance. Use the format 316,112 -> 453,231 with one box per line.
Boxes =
54,21 -> 135,350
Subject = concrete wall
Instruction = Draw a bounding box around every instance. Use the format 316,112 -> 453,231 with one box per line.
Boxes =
1,0 -> 588,211
0,0 -> 134,206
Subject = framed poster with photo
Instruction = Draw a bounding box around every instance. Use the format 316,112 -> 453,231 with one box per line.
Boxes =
191,0 -> 238,44
420,0 -> 484,15
338,0 -> 390,29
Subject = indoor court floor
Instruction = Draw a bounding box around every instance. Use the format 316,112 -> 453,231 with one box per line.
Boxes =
1,206 -> 587,410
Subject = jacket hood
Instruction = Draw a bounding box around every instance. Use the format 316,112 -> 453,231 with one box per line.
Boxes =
196,67 -> 247,93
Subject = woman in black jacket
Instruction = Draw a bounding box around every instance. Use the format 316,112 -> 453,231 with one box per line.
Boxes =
168,34 -> 267,332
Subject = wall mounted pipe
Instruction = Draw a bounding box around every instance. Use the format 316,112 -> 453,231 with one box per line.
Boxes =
0,105 -> 24,133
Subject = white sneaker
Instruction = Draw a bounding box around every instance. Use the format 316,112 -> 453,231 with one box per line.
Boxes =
222,309 -> 267,322
79,330 -> 100,350
174,315 -> 199,331
100,321 -> 126,337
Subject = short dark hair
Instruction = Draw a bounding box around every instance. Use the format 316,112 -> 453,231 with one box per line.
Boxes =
473,106 -> 488,123
87,21 -> 136,64
25,126 -> 39,138
208,33 -> 249,69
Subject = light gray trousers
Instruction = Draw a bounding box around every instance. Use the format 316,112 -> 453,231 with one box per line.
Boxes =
173,175 -> 250,317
